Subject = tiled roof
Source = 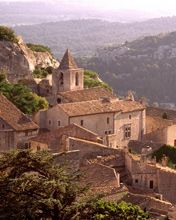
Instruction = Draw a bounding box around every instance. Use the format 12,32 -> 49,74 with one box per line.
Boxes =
58,49 -> 78,70
58,99 -> 145,117
0,94 -> 38,131
58,87 -> 117,103
31,123 -> 100,145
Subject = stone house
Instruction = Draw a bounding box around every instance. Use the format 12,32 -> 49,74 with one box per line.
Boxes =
36,98 -> 145,148
0,94 -> 38,151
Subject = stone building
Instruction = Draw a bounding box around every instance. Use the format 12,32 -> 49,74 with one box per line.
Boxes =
52,49 -> 84,96
0,94 -> 38,151
30,123 -> 102,152
34,49 -> 146,148
143,107 -> 176,146
36,98 -> 145,148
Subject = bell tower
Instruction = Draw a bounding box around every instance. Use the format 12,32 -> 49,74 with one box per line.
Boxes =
52,49 -> 84,94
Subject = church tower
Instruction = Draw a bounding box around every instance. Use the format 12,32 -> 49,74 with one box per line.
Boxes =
52,49 -> 84,94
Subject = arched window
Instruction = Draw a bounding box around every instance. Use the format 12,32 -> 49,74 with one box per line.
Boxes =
75,72 -> 79,86
60,72 -> 64,85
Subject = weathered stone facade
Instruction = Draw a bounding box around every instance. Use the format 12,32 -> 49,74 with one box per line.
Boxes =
0,94 -> 38,151
52,49 -> 84,95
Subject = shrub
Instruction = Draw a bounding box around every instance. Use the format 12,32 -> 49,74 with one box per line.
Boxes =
152,144 -> 176,168
27,43 -> 52,54
84,69 -> 112,91
0,81 -> 48,114
0,26 -> 18,43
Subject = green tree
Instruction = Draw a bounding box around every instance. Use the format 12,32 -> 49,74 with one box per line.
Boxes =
0,26 -> 18,43
0,150 -> 83,220
0,81 -> 48,114
0,150 -> 149,220
79,199 -> 149,220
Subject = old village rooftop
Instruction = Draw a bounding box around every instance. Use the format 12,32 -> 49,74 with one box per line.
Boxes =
56,98 -> 145,117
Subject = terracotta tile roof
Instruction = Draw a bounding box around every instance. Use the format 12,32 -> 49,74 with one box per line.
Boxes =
58,99 -> 145,117
80,163 -> 119,194
0,94 -> 38,131
58,49 -> 78,70
58,87 -> 117,103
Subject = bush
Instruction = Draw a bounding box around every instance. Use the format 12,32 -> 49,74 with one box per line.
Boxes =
152,144 -> 176,168
33,67 -> 49,78
0,26 -> 18,43
84,69 -> 112,91
27,43 -> 52,54
0,81 -> 48,114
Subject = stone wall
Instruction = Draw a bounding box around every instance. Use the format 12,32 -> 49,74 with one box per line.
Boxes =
144,123 -> 176,147
125,150 -> 176,203
128,140 -> 162,154
54,150 -> 80,171
68,137 -> 125,164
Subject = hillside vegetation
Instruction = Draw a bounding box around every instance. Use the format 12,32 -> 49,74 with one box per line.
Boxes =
80,31 -> 176,104
152,145 -> 176,168
0,26 -> 18,43
0,74 -> 48,114
84,70 -> 112,91
14,17 -> 176,57
26,43 -> 52,54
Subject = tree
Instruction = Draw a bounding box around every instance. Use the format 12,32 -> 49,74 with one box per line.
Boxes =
79,199 -> 149,220
0,150 -> 83,220
0,81 -> 48,114
0,150 -> 149,220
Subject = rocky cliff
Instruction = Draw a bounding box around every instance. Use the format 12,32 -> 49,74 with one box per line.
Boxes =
0,36 -> 59,83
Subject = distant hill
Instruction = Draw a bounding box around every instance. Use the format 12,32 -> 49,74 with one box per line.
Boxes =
79,31 -> 176,104
14,17 -> 176,57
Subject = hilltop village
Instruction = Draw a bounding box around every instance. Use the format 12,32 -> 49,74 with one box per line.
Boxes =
1,33 -> 176,219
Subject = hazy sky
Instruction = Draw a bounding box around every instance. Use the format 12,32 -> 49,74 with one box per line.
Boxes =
1,0 -> 176,16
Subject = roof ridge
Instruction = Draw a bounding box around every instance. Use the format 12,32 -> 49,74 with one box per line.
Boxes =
58,49 -> 78,70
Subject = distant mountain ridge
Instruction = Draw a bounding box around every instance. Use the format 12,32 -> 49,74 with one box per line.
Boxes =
79,31 -> 176,104
14,17 -> 176,57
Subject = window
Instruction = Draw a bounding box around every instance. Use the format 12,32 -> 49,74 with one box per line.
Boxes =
57,98 -> 62,104
124,124 -> 131,139
135,179 -> 138,184
80,120 -> 84,126
149,180 -> 154,189
49,120 -> 51,125
60,72 -> 64,85
37,145 -> 41,151
108,131 -> 111,134
75,72 -> 79,86
129,115 -> 132,119
107,117 -> 110,124
105,131 -> 108,135
58,121 -> 61,127
2,124 -> 5,129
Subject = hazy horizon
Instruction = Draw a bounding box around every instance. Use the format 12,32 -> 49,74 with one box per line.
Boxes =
1,0 -> 176,18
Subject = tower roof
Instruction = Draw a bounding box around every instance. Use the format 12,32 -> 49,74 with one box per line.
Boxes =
58,49 -> 78,70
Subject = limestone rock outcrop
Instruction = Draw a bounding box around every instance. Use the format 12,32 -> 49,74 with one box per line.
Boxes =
0,36 -> 59,83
